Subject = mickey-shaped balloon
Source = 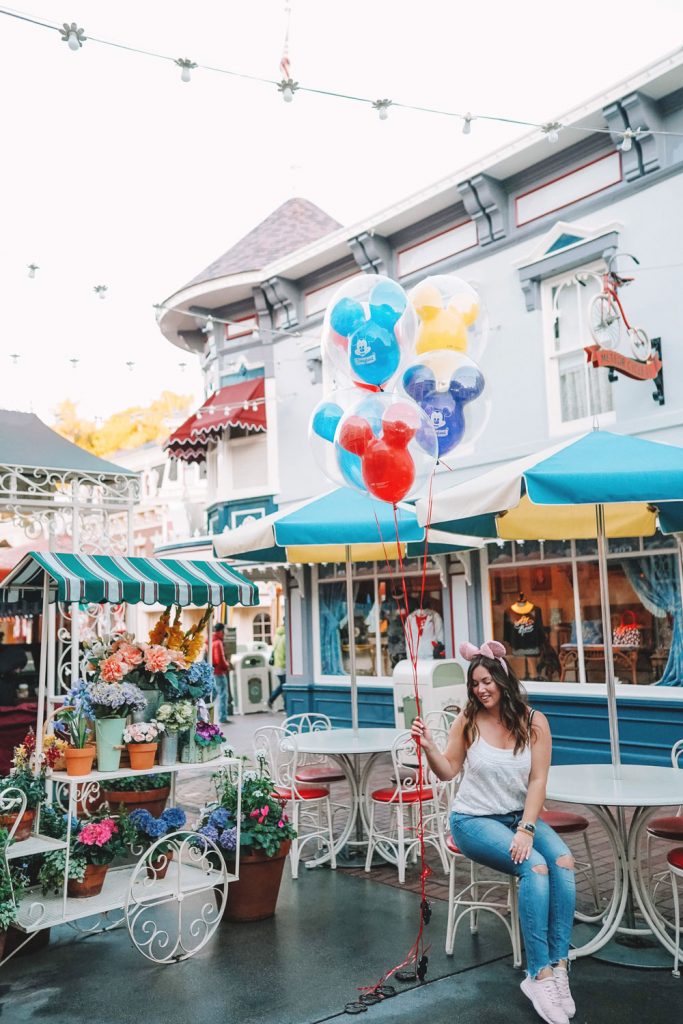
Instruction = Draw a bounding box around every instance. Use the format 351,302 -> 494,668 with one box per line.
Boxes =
402,352 -> 485,457
309,390 -> 378,491
410,276 -> 480,356
337,401 -> 426,505
322,275 -> 416,389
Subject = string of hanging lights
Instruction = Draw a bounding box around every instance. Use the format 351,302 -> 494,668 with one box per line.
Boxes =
1,6 -> 681,152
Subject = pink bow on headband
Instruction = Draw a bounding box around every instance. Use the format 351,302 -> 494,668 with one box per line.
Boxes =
459,640 -> 509,674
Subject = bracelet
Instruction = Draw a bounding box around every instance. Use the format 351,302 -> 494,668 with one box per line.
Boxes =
517,822 -> 536,836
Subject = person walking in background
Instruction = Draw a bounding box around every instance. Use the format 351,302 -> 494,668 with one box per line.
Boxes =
267,624 -> 287,711
211,623 -> 232,722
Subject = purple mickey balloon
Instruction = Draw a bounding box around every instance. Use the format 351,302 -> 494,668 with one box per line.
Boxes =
404,362 -> 485,457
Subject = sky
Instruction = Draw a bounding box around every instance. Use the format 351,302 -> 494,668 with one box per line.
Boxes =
1,0 -> 682,426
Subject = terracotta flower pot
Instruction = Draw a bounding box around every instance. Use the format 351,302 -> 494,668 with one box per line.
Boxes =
102,786 -> 170,818
67,862 -> 109,898
128,743 -> 158,770
223,841 -> 291,923
64,746 -> 96,778
0,809 -> 35,842
146,849 -> 173,880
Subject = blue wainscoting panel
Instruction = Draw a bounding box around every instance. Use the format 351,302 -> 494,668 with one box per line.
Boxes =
283,683 -> 395,728
528,692 -> 683,766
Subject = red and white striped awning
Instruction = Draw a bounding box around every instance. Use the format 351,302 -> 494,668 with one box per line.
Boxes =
164,378 -> 266,463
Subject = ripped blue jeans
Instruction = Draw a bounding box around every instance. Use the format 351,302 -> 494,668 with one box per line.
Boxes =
450,811 -> 576,977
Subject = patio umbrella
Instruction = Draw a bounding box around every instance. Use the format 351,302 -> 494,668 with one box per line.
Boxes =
213,487 -> 482,730
416,430 -> 683,774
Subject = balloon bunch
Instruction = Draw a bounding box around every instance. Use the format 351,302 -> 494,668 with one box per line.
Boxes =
309,272 -> 489,505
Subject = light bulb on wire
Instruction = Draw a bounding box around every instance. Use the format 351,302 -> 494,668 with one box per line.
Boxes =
175,58 -> 197,83
620,127 -> 640,152
27,264 -> 39,279
542,121 -> 562,145
60,23 -> 86,51
462,113 -> 472,135
94,284 -> 108,300
372,99 -> 392,121
278,78 -> 299,103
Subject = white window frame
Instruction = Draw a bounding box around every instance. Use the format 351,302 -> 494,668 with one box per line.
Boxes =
541,261 -> 616,436
252,611 -> 272,644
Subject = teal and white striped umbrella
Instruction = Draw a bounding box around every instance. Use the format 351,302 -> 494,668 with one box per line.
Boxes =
0,552 -> 259,608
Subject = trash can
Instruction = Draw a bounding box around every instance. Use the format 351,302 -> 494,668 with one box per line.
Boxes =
230,651 -> 271,715
393,659 -> 466,730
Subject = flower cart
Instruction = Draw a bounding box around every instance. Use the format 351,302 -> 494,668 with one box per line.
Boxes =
0,551 -> 259,965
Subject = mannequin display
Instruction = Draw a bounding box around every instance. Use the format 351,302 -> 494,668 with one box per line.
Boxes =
504,593 -> 545,678
405,606 -> 444,660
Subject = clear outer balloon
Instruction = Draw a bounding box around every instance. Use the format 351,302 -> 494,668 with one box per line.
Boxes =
399,350 -> 491,459
408,274 -> 487,360
322,274 -> 417,390
333,392 -> 438,505
308,388 -> 368,490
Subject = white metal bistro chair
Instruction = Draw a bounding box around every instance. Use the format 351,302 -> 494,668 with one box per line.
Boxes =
253,726 -> 337,879
364,730 -> 449,884
444,832 -> 523,966
283,713 -> 347,786
646,739 -> 683,894
667,845 -> 683,977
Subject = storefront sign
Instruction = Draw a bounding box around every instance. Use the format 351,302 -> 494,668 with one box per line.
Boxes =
584,338 -> 665,405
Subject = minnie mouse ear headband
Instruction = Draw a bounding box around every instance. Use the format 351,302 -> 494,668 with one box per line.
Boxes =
459,640 -> 509,675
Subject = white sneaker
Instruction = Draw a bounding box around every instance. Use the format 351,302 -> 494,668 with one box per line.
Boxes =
552,967 -> 575,1019
520,975 -> 569,1024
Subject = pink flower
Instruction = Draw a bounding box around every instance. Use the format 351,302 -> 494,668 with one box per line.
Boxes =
144,646 -> 172,674
100,655 -> 126,682
278,820 -> 284,828
79,818 -> 118,847
166,649 -> 188,669
261,805 -> 269,816
250,809 -> 260,818
117,642 -> 144,667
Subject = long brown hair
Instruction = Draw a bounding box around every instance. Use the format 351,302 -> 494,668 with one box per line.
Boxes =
463,654 -> 531,754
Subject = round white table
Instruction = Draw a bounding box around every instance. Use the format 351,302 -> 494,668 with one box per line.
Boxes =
547,763 -> 683,965
285,727 -> 403,867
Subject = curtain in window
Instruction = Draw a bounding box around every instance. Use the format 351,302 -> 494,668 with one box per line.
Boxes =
621,555 -> 683,686
319,581 -> 346,676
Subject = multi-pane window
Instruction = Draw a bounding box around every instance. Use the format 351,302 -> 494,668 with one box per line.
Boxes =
253,612 -> 272,644
544,267 -> 613,429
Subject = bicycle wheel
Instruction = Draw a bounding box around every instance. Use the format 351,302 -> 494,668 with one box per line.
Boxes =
629,327 -> 651,362
589,294 -> 621,350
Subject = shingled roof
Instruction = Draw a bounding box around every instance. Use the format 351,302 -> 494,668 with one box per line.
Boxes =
184,198 -> 341,289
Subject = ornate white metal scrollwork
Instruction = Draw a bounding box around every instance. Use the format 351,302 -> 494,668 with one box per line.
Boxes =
125,830 -> 228,963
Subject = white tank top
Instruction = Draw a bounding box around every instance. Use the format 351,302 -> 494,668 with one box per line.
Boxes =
452,730 -> 532,816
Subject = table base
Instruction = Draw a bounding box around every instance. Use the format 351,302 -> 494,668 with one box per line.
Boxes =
573,922 -> 672,969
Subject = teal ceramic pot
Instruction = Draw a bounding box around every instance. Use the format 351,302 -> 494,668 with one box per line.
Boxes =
95,717 -> 126,772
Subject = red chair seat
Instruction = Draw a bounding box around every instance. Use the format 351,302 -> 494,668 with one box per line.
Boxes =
667,847 -> 683,871
647,816 -> 683,841
446,835 -> 463,855
370,786 -> 435,804
274,785 -> 329,801
540,810 -> 589,834
295,766 -> 346,784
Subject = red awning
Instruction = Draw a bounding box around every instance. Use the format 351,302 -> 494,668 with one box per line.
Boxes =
164,378 -> 266,463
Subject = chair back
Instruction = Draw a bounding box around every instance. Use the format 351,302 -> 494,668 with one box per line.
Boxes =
672,738 -> 683,815
252,725 -> 299,794
283,713 -> 332,735
389,728 -> 447,803
424,709 -> 459,734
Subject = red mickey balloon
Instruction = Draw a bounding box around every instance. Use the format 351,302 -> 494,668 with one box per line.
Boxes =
338,404 -> 418,505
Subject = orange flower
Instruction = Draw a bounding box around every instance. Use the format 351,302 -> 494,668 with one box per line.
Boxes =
149,607 -> 171,646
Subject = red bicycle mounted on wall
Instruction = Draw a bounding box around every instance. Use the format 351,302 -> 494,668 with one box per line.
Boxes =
589,252 -> 651,361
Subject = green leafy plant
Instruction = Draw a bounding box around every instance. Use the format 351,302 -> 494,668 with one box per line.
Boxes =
100,773 -> 171,793
199,758 -> 296,859
54,705 -> 92,749
0,827 -> 27,931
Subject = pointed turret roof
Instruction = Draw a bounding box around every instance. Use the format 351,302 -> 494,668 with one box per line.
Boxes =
185,198 -> 341,288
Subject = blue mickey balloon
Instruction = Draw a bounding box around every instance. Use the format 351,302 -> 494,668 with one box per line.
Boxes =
403,362 -> 485,456
312,402 -> 343,443
330,297 -> 365,338
369,280 -> 407,331
348,320 -> 400,387
336,447 -> 365,491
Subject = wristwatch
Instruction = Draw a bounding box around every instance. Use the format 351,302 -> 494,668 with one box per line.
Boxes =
517,821 -> 536,836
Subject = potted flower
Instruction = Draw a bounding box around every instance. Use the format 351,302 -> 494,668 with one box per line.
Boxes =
155,700 -> 195,765
100,773 -> 172,817
123,721 -> 163,770
54,705 -> 95,777
122,807 -> 187,879
181,719 -> 225,764
85,680 -> 147,772
67,815 -> 123,898
0,732 -> 61,840
198,759 -> 296,922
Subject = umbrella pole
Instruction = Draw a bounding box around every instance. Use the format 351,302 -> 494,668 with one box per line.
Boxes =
596,503 -> 621,777
345,547 -> 359,733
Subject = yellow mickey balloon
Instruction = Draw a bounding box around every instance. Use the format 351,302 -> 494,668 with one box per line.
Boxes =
449,294 -> 480,327
415,307 -> 468,354
410,281 -> 443,317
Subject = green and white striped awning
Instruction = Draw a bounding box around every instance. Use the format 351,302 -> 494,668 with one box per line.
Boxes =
0,552 -> 259,608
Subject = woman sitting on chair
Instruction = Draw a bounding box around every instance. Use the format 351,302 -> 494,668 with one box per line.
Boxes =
411,640 -> 576,1024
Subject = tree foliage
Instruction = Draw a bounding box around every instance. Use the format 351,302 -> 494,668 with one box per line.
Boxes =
52,392 -> 193,457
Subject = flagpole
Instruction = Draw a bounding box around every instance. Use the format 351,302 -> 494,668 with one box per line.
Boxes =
345,546 -> 359,733
596,503 -> 621,777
